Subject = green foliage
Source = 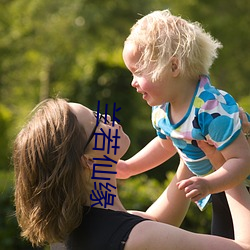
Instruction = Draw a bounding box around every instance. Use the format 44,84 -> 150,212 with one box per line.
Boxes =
0,104 -> 13,170
0,171 -> 44,249
1,0 -> 249,155
239,95 -> 250,113
118,174 -> 163,210
185,1 -> 250,100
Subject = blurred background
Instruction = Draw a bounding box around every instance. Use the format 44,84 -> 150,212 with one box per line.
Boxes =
0,0 -> 249,249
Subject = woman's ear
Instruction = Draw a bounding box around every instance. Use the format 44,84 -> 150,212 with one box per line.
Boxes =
82,155 -> 94,169
170,57 -> 180,77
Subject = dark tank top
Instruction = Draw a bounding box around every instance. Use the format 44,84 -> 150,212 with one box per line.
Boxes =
66,207 -> 148,250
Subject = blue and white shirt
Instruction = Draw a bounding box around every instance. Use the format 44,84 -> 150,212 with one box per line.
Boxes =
152,75 -> 242,176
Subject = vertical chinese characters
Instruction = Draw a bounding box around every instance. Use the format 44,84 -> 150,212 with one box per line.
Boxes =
90,101 -> 121,208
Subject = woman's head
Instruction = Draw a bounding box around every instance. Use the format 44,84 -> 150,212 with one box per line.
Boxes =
124,9 -> 222,81
13,98 -> 130,246
68,102 -> 130,161
14,98 -> 89,246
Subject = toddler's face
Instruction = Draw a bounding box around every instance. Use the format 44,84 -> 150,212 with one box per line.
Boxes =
123,43 -> 173,106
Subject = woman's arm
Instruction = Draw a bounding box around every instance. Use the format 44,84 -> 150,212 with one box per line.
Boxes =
239,108 -> 250,137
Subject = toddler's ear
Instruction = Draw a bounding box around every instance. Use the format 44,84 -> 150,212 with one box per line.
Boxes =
171,62 -> 178,72
171,57 -> 180,76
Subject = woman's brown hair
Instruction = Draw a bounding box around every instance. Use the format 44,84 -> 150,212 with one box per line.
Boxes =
13,98 -> 88,246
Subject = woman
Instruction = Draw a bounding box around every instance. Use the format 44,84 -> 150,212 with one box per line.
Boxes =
13,98 -> 250,249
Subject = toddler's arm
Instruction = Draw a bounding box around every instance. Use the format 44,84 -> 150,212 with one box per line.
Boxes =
116,137 -> 176,179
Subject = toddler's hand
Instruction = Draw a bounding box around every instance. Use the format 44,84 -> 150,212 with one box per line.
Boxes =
177,176 -> 211,202
116,160 -> 131,179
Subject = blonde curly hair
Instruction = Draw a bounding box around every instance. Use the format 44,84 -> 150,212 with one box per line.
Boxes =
125,9 -> 222,81
13,98 -> 88,246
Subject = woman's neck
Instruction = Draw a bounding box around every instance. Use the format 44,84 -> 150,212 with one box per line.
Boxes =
83,163 -> 126,212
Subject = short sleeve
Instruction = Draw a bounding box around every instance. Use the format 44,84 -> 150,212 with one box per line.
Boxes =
197,90 -> 241,150
151,105 -> 170,140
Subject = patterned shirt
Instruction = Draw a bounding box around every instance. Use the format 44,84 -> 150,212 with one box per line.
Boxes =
152,75 -> 241,176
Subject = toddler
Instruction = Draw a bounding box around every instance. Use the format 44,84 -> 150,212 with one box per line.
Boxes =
119,9 -> 250,238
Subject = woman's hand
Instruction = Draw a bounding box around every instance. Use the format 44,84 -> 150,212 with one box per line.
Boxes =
239,107 -> 250,140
